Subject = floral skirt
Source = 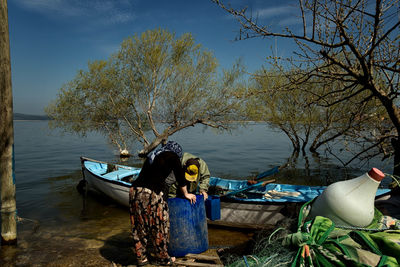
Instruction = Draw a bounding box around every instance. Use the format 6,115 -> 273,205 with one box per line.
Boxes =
129,187 -> 170,262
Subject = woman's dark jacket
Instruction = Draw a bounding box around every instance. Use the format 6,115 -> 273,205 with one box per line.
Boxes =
131,151 -> 187,199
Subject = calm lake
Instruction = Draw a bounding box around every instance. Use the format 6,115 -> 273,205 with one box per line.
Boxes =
0,120 -> 393,265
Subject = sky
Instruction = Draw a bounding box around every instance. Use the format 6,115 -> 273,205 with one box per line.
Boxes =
7,0 -> 301,115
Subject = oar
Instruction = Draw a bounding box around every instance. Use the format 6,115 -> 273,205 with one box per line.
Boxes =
255,166 -> 280,181
223,166 -> 280,198
218,165 -> 280,199
223,178 -> 276,198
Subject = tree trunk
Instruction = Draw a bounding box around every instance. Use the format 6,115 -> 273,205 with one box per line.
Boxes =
138,135 -> 168,157
0,0 -> 17,245
391,138 -> 400,176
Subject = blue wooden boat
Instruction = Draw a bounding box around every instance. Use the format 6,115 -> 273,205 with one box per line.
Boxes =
80,157 -> 391,228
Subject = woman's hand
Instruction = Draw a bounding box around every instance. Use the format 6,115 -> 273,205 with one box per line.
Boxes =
200,191 -> 208,201
184,193 -> 197,204
180,185 -> 196,204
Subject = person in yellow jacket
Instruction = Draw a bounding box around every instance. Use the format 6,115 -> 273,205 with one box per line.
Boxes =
168,152 -> 210,200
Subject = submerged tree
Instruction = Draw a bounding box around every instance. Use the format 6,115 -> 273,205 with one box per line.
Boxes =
247,69 -> 385,156
214,0 -> 400,173
46,29 -> 245,157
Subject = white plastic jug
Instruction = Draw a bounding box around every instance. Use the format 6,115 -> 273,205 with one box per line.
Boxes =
308,168 -> 385,227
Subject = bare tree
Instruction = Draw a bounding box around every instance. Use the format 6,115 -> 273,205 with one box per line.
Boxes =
214,0 -> 400,173
246,69 -> 382,155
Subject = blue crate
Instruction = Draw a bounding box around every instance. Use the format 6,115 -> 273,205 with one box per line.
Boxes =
205,195 -> 221,221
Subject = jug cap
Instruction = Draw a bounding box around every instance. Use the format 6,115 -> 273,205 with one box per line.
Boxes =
368,168 -> 385,181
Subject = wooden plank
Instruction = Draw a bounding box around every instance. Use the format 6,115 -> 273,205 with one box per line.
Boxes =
204,249 -> 224,265
175,249 -> 223,267
174,260 -> 223,267
207,219 -> 274,229
185,253 -> 220,260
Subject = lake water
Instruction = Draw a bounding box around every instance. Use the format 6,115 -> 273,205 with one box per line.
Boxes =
0,120 -> 393,266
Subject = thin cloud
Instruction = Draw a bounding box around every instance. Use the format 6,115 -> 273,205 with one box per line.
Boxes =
220,4 -> 300,28
98,42 -> 121,55
13,0 -> 135,25
255,6 -> 298,19
278,16 -> 302,27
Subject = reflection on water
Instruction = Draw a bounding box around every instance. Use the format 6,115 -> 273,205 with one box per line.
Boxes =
0,121 -> 393,265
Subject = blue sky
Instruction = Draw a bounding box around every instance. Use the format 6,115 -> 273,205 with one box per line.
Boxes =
7,0 -> 300,115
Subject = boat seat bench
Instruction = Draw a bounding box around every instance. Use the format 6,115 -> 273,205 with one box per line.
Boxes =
101,169 -> 139,180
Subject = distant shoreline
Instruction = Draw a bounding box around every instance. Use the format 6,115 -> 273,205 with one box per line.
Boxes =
14,119 -> 49,121
13,113 -> 50,120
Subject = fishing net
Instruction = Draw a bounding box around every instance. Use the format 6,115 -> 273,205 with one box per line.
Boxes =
221,219 -> 298,267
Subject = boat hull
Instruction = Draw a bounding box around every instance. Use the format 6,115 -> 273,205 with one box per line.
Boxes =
81,157 -> 140,207
208,201 -> 295,229
83,168 -> 131,207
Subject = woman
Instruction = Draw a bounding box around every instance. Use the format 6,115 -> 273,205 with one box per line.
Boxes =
129,141 -> 196,266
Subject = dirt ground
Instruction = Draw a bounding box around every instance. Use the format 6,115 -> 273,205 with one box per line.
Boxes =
0,223 -> 259,267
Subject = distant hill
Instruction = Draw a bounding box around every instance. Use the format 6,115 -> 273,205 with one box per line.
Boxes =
13,113 -> 50,120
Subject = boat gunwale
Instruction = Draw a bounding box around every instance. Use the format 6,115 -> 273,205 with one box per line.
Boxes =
81,157 -> 134,188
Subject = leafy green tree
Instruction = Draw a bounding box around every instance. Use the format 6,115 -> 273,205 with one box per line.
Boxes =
46,29 -> 245,157
214,0 -> 400,173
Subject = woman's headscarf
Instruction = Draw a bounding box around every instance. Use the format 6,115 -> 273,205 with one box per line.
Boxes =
147,141 -> 183,164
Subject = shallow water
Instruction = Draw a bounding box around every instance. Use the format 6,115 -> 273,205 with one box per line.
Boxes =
0,121 -> 392,266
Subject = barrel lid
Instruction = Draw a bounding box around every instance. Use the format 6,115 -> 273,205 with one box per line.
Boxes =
368,168 -> 385,181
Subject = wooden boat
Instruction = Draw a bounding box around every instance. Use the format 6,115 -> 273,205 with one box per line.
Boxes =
80,156 -> 391,229
80,157 -> 141,207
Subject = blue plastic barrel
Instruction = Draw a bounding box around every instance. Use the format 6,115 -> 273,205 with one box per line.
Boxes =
167,195 -> 208,257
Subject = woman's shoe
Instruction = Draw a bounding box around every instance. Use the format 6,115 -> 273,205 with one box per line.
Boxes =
150,256 -> 175,266
137,258 -> 149,266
